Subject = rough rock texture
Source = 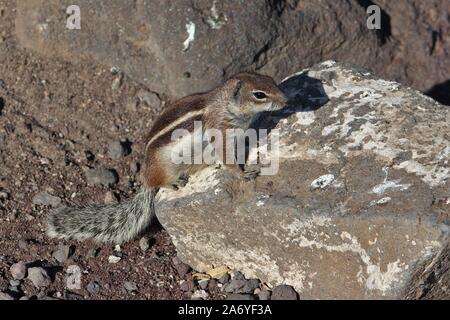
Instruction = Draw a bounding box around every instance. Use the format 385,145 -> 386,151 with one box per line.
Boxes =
15,0 -> 450,103
15,0 -> 282,98
155,62 -> 449,299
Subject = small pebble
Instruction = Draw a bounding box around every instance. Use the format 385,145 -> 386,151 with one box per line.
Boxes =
9,285 -> 20,294
218,272 -> 230,284
86,168 -> 118,186
180,280 -> 195,292
175,262 -> 191,278
66,265 -> 82,290
32,192 -> 61,207
18,239 -> 28,249
52,245 -> 74,263
242,279 -> 260,294
233,271 -> 245,280
208,279 -> 217,292
136,89 -> 161,109
111,75 -> 123,91
10,279 -> 21,287
87,247 -> 100,259
130,162 -> 140,174
87,281 -> 100,294
124,281 -> 138,292
10,261 -> 26,280
271,285 -> 299,300
108,255 -> 121,264
225,279 -> 246,293
139,237 -> 150,252
104,191 -> 119,204
27,267 -> 51,288
258,290 -> 271,300
198,279 -> 209,290
64,291 -> 83,300
107,140 -> 131,159
191,290 -> 209,300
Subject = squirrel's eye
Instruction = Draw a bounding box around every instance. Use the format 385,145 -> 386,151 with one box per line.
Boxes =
253,91 -> 267,100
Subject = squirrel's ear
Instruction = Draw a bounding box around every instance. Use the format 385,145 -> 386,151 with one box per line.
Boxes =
232,79 -> 243,101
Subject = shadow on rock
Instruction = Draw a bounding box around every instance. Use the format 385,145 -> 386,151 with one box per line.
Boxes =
425,79 -> 450,106
252,72 -> 329,132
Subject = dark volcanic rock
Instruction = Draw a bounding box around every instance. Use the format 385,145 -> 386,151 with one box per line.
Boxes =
15,1 -> 450,103
271,285 -> 299,300
15,0 -> 282,98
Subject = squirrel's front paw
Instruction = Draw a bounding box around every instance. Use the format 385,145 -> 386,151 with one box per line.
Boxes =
243,166 -> 261,181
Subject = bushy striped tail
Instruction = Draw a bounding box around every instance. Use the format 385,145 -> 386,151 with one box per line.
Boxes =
47,188 -> 157,244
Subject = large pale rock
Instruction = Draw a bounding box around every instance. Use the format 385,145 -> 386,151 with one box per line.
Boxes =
155,61 -> 449,299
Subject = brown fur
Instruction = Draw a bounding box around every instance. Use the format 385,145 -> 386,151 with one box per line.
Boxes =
142,72 -> 287,188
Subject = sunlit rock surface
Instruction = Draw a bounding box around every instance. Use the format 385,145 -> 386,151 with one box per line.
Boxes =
155,61 -> 449,299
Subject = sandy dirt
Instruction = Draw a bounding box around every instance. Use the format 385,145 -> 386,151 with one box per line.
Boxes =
0,0 -> 230,300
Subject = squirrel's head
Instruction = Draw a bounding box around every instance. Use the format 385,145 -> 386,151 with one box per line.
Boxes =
222,72 -> 287,127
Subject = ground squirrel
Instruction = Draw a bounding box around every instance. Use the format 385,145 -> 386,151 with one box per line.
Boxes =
47,72 -> 287,244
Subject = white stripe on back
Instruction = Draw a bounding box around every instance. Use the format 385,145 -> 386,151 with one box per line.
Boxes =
145,109 -> 206,151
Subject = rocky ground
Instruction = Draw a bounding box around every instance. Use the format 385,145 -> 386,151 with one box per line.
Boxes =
0,1 -> 300,300
0,0 -> 448,300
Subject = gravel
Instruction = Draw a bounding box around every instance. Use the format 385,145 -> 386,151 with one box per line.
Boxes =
86,168 -> 119,186
271,285 -> 299,300
226,294 -> 255,300
0,191 -> 9,200
27,267 -> 51,288
32,192 -> 61,207
10,261 -> 26,280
